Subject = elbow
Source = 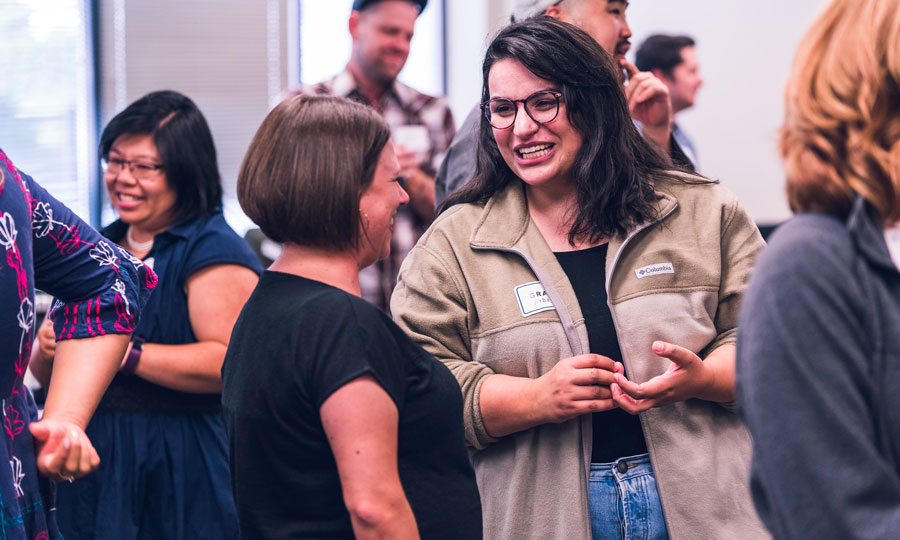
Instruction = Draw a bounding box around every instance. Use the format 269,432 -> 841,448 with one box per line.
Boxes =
344,490 -> 410,533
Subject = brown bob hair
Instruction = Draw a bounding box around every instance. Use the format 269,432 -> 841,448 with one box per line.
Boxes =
781,0 -> 900,224
238,94 -> 390,248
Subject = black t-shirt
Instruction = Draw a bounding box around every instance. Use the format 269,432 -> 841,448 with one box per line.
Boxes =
554,244 -> 648,463
222,271 -> 482,539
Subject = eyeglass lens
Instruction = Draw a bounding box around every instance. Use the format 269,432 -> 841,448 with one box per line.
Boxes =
484,91 -> 560,129
103,158 -> 161,181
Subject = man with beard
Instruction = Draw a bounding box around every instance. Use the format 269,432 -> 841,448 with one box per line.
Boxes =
435,0 -> 688,204
300,0 -> 454,313
636,34 -> 704,169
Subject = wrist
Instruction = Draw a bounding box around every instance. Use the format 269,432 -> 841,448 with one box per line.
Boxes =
120,336 -> 144,375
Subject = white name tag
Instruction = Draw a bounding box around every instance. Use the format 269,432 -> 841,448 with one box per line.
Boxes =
515,281 -> 555,317
635,262 -> 674,279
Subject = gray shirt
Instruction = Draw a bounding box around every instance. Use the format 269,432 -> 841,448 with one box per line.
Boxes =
737,197 -> 900,540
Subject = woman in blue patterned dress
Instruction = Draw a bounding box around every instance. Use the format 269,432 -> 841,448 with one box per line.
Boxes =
30,91 -> 261,539
0,147 -> 154,540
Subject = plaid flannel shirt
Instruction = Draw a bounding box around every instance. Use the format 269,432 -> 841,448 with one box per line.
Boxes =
299,70 -> 455,313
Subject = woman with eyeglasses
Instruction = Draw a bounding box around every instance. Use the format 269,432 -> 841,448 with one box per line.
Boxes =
30,90 -> 261,540
392,18 -> 768,540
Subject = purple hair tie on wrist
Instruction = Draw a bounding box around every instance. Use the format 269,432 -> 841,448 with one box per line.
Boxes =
121,336 -> 145,375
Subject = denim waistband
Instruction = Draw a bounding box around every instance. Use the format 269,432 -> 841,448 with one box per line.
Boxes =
589,452 -> 653,481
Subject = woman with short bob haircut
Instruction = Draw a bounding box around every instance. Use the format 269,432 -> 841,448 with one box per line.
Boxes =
223,94 -> 482,540
32,90 -> 261,539
393,17 -> 768,540
737,0 -> 900,537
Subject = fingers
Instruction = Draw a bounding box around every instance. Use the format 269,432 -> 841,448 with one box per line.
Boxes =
567,353 -> 617,372
32,421 -> 100,481
612,383 -> 654,414
614,371 -> 671,401
619,58 -> 640,80
564,397 -> 618,416
570,366 -> 617,387
626,74 -> 666,105
34,424 -> 70,478
62,430 -> 82,477
569,383 -> 613,401
652,340 -> 700,367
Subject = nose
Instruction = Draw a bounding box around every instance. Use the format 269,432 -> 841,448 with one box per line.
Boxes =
113,164 -> 138,184
392,34 -> 411,56
512,103 -> 539,138
398,182 -> 410,206
621,19 -> 632,39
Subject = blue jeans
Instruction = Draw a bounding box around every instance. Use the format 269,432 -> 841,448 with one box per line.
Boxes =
588,453 -> 670,540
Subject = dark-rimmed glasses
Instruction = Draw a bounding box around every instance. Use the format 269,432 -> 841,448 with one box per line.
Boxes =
481,90 -> 563,130
102,158 -> 164,181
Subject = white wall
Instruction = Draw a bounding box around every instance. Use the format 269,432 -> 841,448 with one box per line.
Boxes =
445,0 -> 833,224
626,0 -> 831,224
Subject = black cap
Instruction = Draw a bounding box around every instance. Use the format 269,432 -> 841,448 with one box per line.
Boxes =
351,0 -> 427,13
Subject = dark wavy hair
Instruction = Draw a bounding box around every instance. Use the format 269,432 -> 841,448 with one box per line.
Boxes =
100,90 -> 223,222
441,17 -> 688,243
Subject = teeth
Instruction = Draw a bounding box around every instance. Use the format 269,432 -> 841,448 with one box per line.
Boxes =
518,144 -> 553,159
119,194 -> 141,202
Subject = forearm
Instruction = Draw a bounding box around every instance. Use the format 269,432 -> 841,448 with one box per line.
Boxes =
697,344 -> 736,403
479,374 -> 544,438
42,334 -> 130,428
641,123 -> 672,153
132,341 -> 225,393
404,169 -> 436,222
346,487 -> 420,540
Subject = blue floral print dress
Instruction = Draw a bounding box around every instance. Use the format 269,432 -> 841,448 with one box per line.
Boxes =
0,148 -> 154,540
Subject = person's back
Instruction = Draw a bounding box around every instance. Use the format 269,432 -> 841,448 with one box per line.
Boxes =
736,0 -> 900,537
224,273 -> 482,539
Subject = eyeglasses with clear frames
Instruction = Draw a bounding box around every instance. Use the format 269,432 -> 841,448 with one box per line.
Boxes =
102,157 -> 164,181
481,90 -> 564,130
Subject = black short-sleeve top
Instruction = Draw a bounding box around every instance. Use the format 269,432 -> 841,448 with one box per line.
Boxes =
222,271 -> 482,540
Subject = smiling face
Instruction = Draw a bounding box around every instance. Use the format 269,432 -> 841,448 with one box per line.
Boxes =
350,1 -> 419,86
488,58 -> 584,193
356,141 -> 410,268
104,133 -> 177,235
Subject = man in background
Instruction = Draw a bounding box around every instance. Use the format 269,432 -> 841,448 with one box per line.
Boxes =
636,34 -> 703,168
299,0 -> 454,312
435,0 -> 685,205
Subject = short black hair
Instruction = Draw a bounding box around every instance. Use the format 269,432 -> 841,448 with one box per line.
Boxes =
634,34 -> 696,77
100,90 -> 223,222
351,0 -> 426,13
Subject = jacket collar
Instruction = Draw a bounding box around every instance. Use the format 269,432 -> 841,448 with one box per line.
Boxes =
847,195 -> 897,273
469,180 -> 678,250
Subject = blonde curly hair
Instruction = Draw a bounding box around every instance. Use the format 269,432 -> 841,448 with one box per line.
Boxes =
781,0 -> 900,224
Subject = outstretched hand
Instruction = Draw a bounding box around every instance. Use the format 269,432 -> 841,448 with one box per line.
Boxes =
611,341 -> 711,414
31,419 -> 100,482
